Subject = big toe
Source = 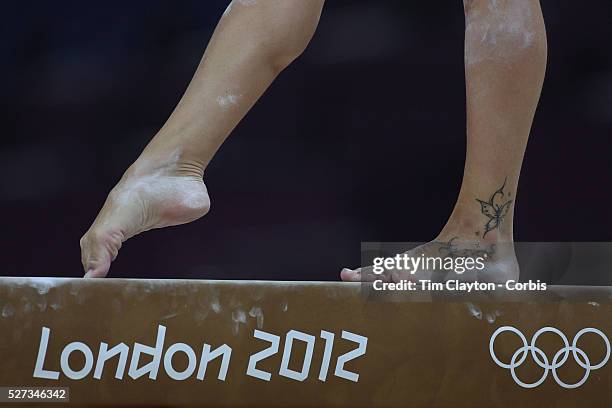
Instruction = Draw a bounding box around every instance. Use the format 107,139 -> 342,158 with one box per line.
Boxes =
80,229 -> 123,278
340,268 -> 362,282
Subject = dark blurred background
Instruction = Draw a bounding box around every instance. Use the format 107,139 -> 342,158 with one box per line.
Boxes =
1,1 -> 611,282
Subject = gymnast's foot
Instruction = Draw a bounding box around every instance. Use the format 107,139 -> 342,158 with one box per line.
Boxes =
80,152 -> 210,278
340,234 -> 519,284
341,178 -> 522,284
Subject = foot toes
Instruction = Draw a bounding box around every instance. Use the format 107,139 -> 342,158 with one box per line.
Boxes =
80,229 -> 123,278
84,267 -> 109,279
340,268 -> 362,282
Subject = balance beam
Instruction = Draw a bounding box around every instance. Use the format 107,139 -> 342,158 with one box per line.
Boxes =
0,277 -> 610,407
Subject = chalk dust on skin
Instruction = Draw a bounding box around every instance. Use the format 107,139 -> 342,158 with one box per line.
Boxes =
113,149 -> 210,220
464,0 -> 536,66
248,306 -> 264,329
216,91 -> 242,110
81,150 -> 210,274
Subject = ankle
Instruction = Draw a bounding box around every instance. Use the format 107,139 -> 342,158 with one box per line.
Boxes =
126,149 -> 205,181
439,189 -> 515,243
437,214 -> 513,245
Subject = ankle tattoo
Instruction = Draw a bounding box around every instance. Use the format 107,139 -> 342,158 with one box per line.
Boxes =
435,237 -> 497,258
475,178 -> 513,238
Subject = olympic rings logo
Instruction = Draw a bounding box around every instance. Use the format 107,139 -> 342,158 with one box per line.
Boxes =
489,326 -> 610,389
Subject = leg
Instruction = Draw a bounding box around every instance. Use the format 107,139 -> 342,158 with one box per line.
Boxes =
342,0 -> 547,283
80,0 -> 325,277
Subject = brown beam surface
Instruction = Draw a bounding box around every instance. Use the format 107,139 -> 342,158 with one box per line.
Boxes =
0,278 -> 610,407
